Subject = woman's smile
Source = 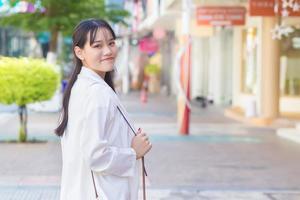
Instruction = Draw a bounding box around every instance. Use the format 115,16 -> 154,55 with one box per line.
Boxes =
101,57 -> 114,62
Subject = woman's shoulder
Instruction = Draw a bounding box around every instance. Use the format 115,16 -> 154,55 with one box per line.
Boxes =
88,81 -> 110,93
85,83 -> 115,108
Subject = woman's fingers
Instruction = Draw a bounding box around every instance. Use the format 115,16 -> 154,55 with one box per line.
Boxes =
137,131 -> 146,136
141,134 -> 149,141
146,142 -> 152,153
136,129 -> 152,149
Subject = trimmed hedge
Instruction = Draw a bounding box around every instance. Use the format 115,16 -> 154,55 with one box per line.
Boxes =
0,57 -> 60,106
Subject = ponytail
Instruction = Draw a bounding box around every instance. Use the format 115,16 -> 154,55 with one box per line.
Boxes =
55,58 -> 82,136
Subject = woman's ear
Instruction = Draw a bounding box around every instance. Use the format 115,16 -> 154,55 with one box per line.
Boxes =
74,46 -> 85,61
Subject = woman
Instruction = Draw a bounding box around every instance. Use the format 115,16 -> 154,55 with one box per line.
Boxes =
55,19 -> 152,200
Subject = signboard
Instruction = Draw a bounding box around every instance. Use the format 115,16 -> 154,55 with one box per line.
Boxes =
196,6 -> 246,26
138,38 -> 159,54
249,0 -> 300,16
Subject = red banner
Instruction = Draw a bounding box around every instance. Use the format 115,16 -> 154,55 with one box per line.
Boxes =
196,6 -> 246,26
249,0 -> 300,16
138,38 -> 159,54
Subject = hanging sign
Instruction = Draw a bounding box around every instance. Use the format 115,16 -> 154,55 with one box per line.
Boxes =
249,0 -> 300,16
138,38 -> 159,54
196,6 -> 246,26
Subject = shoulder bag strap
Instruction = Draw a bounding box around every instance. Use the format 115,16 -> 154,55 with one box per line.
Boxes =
91,171 -> 99,199
90,106 -> 147,200
117,106 -> 147,200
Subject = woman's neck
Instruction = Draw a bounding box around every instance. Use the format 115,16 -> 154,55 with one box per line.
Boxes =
82,66 -> 106,79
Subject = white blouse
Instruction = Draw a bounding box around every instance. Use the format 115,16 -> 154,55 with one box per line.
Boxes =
60,67 -> 140,200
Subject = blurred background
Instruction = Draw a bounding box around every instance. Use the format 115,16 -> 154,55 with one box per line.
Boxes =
0,0 -> 300,199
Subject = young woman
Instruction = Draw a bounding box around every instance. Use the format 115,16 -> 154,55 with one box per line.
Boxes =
55,19 -> 152,200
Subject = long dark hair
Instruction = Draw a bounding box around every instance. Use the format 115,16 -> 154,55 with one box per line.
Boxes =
55,19 -> 116,137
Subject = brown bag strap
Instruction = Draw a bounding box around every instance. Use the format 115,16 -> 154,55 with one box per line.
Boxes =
117,106 -> 147,199
141,157 -> 146,200
91,106 -> 147,200
116,106 -> 148,174
91,165 -> 146,200
91,171 -> 99,199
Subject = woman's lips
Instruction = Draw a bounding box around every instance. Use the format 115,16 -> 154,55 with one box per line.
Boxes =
101,57 -> 114,62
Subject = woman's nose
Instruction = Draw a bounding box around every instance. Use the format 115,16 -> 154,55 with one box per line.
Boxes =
103,45 -> 112,55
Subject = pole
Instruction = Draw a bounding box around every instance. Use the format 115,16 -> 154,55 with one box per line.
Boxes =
178,0 -> 192,135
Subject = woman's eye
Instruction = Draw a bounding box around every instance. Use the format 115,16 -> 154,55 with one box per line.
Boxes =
93,44 -> 102,48
109,41 -> 115,46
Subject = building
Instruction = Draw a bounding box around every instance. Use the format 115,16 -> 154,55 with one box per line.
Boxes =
135,0 -> 300,127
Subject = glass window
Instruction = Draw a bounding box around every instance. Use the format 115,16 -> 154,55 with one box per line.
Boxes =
281,28 -> 300,97
241,27 -> 258,94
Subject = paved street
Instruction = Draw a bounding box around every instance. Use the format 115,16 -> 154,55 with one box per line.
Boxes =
0,92 -> 300,199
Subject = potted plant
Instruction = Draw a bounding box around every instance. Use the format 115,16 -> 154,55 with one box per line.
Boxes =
144,63 -> 160,93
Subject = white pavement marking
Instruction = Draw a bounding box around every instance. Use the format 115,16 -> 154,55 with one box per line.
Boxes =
277,128 -> 300,144
199,191 -> 269,200
139,190 -> 300,200
135,123 -> 254,136
0,176 -> 60,186
0,188 -> 300,200
0,113 -> 15,126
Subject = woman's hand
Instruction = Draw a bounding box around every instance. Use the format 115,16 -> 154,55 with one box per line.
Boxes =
131,128 -> 152,160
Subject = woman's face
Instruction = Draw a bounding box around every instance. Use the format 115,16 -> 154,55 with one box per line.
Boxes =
74,28 -> 117,78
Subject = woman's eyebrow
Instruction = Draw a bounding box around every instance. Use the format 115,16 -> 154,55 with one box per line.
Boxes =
93,38 -> 114,43
93,40 -> 103,44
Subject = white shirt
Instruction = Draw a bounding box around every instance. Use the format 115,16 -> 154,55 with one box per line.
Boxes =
60,67 -> 140,200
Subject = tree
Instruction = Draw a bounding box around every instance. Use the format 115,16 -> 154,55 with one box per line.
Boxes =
0,57 -> 60,142
0,0 -> 129,54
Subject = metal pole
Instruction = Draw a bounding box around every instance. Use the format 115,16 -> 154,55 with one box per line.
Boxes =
178,0 -> 192,135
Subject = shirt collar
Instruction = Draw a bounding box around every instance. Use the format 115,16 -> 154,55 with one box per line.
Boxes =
78,66 -> 106,85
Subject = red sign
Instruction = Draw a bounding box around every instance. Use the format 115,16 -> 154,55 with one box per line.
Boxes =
138,38 -> 159,53
249,0 -> 300,16
196,6 -> 246,26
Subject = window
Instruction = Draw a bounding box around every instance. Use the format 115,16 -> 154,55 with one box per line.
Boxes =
241,27 -> 258,94
281,28 -> 300,96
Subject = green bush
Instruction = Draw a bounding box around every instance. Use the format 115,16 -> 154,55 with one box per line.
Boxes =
0,57 -> 60,142
0,57 -> 60,105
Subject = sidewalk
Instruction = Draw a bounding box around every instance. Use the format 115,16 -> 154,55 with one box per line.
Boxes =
0,186 -> 300,200
1,92 -> 300,199
0,92 -> 242,140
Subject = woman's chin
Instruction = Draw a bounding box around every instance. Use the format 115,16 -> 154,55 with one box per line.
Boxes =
96,66 -> 114,72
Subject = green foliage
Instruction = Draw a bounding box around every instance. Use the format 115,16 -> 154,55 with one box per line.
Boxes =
0,0 -> 130,36
0,57 -> 60,106
145,64 -> 160,75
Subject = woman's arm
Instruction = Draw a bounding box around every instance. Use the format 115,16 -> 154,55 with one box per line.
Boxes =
80,85 -> 137,177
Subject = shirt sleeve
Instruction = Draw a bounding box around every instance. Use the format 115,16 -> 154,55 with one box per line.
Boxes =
80,84 -> 137,177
